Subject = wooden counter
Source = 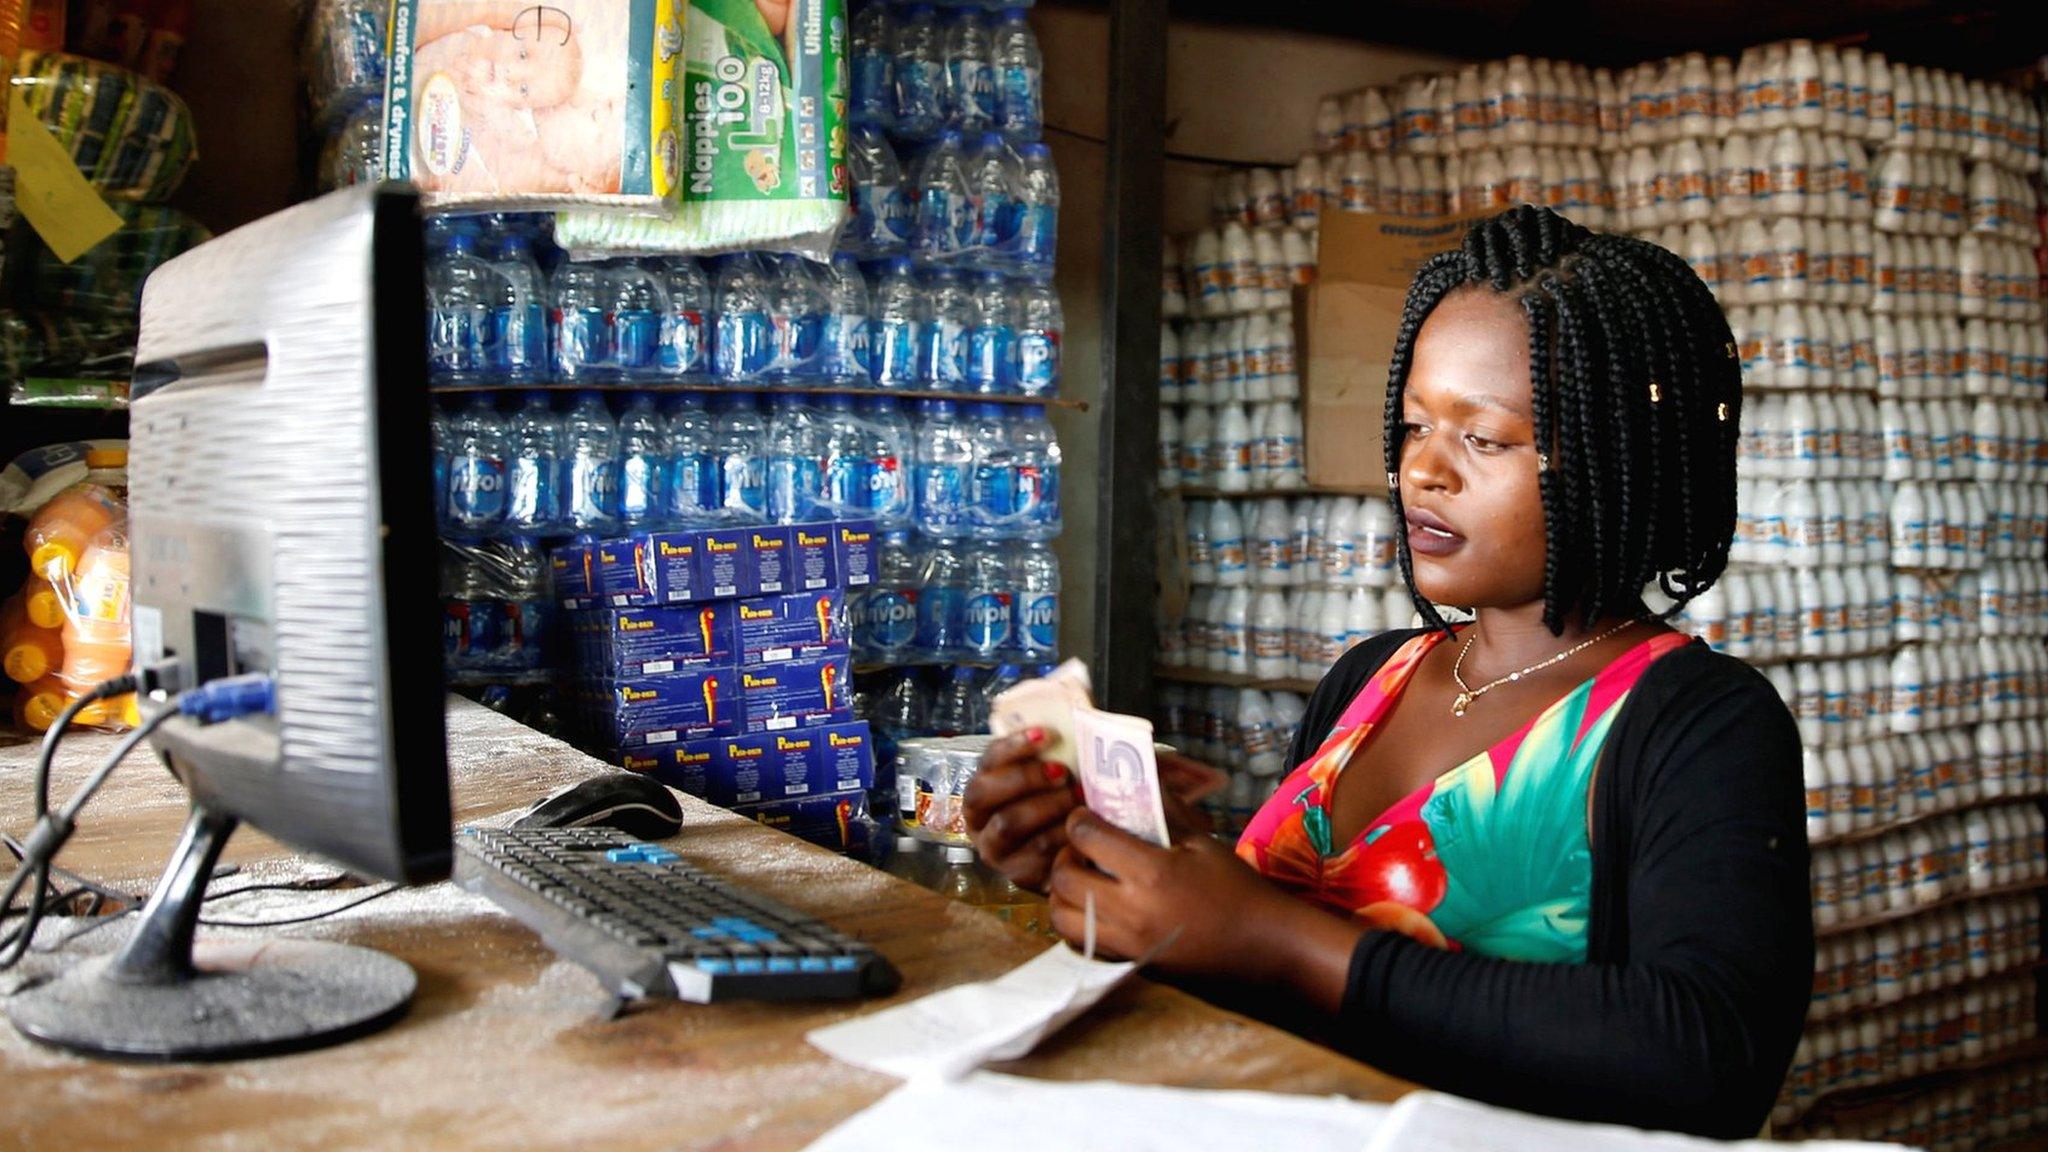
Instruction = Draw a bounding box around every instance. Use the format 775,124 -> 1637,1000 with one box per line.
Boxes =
0,699 -> 1407,1151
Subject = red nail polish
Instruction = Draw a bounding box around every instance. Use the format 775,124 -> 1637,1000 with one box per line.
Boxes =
1026,727 -> 1047,743
1044,761 -> 1066,782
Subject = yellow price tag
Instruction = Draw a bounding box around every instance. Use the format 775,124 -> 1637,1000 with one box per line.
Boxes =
7,84 -> 123,263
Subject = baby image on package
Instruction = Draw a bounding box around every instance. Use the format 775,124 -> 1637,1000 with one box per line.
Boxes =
382,0 -> 681,211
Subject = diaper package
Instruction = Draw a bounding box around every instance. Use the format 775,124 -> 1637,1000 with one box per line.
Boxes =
381,0 -> 681,213
9,51 -> 198,203
553,0 -> 847,258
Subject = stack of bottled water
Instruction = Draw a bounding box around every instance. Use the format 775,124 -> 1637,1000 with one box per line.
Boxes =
440,537 -> 553,678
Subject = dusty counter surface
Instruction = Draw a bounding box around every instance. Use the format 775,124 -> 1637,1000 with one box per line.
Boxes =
0,698 -> 1408,1152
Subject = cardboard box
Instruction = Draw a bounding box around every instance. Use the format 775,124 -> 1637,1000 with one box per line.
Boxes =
577,668 -> 739,748
733,789 -> 872,852
699,528 -> 757,599
551,542 -> 599,605
789,523 -> 840,592
748,527 -> 793,594
1306,213 -> 1486,495
620,721 -> 874,808
738,654 -> 854,733
581,603 -> 739,675
834,520 -> 878,588
735,589 -> 849,666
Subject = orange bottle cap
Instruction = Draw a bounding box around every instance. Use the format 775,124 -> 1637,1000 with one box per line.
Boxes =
29,541 -> 81,579
4,646 -> 53,684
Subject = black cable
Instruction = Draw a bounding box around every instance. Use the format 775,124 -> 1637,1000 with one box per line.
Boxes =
1,707 -> 174,968
23,874 -> 366,957
197,885 -> 399,929
32,676 -> 138,822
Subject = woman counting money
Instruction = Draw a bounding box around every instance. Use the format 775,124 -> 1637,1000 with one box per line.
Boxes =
964,206 -> 1811,1138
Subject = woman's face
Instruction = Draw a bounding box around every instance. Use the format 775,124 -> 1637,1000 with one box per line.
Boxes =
1397,286 -> 1550,612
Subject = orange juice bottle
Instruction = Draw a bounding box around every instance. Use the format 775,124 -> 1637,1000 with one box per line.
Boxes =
24,483 -> 122,580
15,677 -> 110,732
20,575 -> 65,629
59,525 -> 132,692
1,593 -> 65,684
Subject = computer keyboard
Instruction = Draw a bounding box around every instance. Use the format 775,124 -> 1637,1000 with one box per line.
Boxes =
454,827 -> 900,1003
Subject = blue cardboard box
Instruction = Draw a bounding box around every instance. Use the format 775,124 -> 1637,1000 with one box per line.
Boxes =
616,721 -> 873,808
835,521 -> 878,589
641,531 -> 705,604
738,654 -> 853,733
595,538 -> 653,607
578,668 -> 739,748
735,589 -> 848,666
789,523 -> 839,592
748,527 -> 792,594
583,603 -> 739,675
618,741 -> 725,798
552,542 -> 599,606
698,529 -> 757,599
733,789 -> 872,851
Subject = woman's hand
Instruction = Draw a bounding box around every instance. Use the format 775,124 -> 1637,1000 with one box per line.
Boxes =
963,729 -> 1080,893
1045,810 -> 1298,979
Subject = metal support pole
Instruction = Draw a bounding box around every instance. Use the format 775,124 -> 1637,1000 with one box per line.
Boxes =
1093,0 -> 1167,716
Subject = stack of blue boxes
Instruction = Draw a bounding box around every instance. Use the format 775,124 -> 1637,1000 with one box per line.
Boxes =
554,520 -> 881,847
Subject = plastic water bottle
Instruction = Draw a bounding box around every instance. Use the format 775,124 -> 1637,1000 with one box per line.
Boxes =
965,401 -> 1026,540
1010,142 -> 1059,269
855,531 -> 921,662
916,536 -> 970,660
428,226 -> 498,383
550,253 -> 611,383
496,536 -> 553,671
961,541 -> 1014,661
1011,539 -> 1059,660
911,131 -> 973,263
503,392 -> 562,536
444,393 -> 508,538
942,10 -> 995,133
923,268 -> 976,390
1009,405 -> 1061,541
991,8 -> 1043,141
768,255 -> 825,383
966,271 -> 1016,394
891,5 -> 946,140
430,408 -> 452,526
848,126 -> 911,257
662,393 -> 720,527
929,665 -> 985,735
765,393 -> 825,525
1013,271 -> 1063,398
870,257 -> 927,390
849,2 -> 895,128
819,254 -> 871,384
713,254 -> 775,383
615,391 -> 667,529
965,133 -> 1021,265
818,393 -> 870,519
914,398 -> 973,538
862,395 -> 916,530
607,258 -> 665,380
657,256 -> 712,382
562,391 -> 620,535
713,392 -> 768,524
486,228 -> 547,383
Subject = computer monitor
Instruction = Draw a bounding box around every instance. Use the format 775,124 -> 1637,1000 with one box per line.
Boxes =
6,183 -> 451,1060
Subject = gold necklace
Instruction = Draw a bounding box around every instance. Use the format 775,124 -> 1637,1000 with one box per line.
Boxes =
1450,618 -> 1644,718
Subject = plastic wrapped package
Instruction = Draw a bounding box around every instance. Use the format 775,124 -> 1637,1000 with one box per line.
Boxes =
301,0 -> 385,126
316,99 -> 384,192
7,202 -> 208,314
9,51 -> 198,203
898,735 -> 990,844
2,309 -> 137,406
553,0 -> 848,257
4,479 -> 134,733
380,0 -> 681,213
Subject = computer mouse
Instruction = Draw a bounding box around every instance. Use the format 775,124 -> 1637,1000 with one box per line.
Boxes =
513,773 -> 685,840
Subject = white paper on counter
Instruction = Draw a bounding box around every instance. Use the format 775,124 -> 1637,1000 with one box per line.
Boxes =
1365,1091 -> 1914,1152
801,1070 -> 1391,1152
805,943 -> 1138,1081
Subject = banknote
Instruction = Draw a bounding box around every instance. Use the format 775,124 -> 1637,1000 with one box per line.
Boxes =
1074,707 -> 1171,847
988,658 -> 1094,769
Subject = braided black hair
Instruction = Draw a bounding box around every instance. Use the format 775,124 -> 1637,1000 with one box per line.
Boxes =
1383,205 -> 1742,637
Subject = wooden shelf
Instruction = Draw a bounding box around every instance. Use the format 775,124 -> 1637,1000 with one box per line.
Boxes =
1821,877 -> 2048,939
1813,794 -> 2048,850
1812,959 -> 2048,1030
1798,1038 -> 2048,1127
430,381 -> 1088,411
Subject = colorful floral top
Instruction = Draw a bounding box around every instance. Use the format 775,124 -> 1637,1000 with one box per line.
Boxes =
1236,628 -> 1693,963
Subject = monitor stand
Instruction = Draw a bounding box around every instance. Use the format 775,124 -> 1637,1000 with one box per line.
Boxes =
6,805 -> 417,1061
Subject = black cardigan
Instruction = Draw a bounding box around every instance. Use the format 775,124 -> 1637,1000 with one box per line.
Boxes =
1282,628 -> 1813,1139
